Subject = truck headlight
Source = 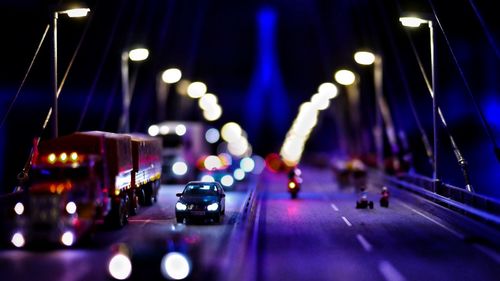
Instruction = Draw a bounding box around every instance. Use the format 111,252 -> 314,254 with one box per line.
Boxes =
175,202 -> 187,211
66,201 -> 77,215
207,203 -> 219,211
14,202 -> 24,215
11,232 -> 25,248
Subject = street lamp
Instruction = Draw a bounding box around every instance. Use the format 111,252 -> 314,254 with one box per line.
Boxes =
334,69 -> 363,157
400,15 -> 439,188
157,68 -> 182,122
119,47 -> 149,133
354,51 -> 383,169
51,6 -> 90,138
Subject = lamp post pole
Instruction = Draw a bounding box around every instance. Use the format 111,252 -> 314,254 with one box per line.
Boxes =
51,12 -> 59,138
428,20 -> 439,190
120,51 -> 130,133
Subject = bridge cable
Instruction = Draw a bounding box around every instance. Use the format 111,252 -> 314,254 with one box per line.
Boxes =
399,1 -> 474,192
467,0 -> 500,61
0,25 -> 50,131
429,0 -> 500,164
16,6 -> 94,186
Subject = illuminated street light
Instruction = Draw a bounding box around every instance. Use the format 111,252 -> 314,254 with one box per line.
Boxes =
120,47 -> 149,133
51,5 -> 90,138
187,81 -> 207,98
334,69 -> 356,86
400,14 -> 439,190
354,50 -> 384,169
157,67 -> 182,121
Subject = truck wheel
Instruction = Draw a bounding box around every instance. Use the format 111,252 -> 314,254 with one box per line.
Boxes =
144,183 -> 154,206
213,215 -> 221,223
117,195 -> 129,227
136,188 -> 146,207
129,190 -> 139,216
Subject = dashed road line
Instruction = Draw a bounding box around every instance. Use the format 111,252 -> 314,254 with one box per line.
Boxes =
379,260 -> 406,281
341,216 -> 352,227
400,202 -> 464,239
356,234 -> 372,252
331,203 -> 339,211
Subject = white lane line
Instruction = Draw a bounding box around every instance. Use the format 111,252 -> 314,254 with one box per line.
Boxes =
474,245 -> 500,265
331,203 -> 339,211
356,234 -> 372,252
341,216 -> 352,227
379,260 -> 406,281
400,202 -> 464,239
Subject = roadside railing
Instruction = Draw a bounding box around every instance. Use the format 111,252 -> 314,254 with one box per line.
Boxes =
383,172 -> 500,229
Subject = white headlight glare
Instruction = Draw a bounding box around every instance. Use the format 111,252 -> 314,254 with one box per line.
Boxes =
11,232 -> 25,248
161,252 -> 191,280
108,253 -> 132,280
207,203 -> 219,211
176,202 -> 187,211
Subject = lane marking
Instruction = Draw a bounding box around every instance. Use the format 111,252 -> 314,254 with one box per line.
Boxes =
379,260 -> 406,281
331,203 -> 339,212
474,244 -> 500,265
400,202 -> 464,239
356,234 -> 372,252
341,216 -> 352,227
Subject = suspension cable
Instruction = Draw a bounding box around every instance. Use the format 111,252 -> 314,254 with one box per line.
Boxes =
429,0 -> 500,163
0,25 -> 50,130
468,0 -> 500,61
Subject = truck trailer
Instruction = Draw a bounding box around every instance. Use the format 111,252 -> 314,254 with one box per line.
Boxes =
10,131 -> 161,248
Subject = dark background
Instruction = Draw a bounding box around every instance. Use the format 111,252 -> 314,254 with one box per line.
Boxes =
0,0 -> 499,198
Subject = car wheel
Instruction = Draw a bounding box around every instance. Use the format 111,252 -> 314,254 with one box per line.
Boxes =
213,215 -> 220,224
176,216 -> 184,224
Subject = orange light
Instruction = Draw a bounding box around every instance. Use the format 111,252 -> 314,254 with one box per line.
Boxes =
48,153 -> 57,164
288,182 -> 296,189
60,153 -> 68,162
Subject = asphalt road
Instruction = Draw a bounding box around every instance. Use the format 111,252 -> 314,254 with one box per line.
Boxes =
253,167 -> 500,281
0,182 -> 251,281
1,167 -> 500,281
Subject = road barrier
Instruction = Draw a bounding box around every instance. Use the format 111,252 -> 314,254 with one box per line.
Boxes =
384,172 -> 500,229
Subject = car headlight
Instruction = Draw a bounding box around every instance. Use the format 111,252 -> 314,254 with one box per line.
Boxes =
207,203 -> 219,211
176,202 -> 187,211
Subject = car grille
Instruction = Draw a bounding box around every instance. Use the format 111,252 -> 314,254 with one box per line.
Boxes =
188,204 -> 206,211
30,195 -> 61,224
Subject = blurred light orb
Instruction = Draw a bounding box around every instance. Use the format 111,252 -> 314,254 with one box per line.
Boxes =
233,168 -> 245,181
240,157 -> 255,172
204,155 -> 222,170
162,68 -> 182,84
317,82 -> 338,99
205,128 -> 220,144
221,175 -> 234,187
11,232 -> 25,248
161,252 -> 191,280
175,124 -> 187,136
128,48 -> 149,61
172,162 -> 188,176
334,69 -> 356,85
203,104 -> 222,121
201,175 -> 215,182
108,253 -> 132,280
148,125 -> 159,136
187,81 -> 207,98
198,93 -> 218,110
354,51 -> 375,65
221,122 -> 242,143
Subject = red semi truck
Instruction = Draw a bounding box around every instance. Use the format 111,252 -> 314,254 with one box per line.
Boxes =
10,131 -> 161,248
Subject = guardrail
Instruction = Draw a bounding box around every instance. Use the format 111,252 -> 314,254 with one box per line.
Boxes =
383,172 -> 500,229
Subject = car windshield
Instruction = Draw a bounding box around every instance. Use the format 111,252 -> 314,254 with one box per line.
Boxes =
183,184 -> 218,196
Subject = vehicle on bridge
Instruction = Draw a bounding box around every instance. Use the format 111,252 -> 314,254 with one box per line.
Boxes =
148,121 -> 210,184
175,181 -> 226,224
10,131 -> 161,248
287,167 -> 302,199
356,192 -> 374,209
380,186 -> 390,207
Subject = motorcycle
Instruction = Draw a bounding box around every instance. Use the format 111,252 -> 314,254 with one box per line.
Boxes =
287,167 -> 302,199
287,176 -> 301,199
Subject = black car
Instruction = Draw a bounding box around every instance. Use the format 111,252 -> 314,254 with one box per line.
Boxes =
175,181 -> 226,223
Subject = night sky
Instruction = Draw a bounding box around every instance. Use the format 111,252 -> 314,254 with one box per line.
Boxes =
1,0 -> 499,198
